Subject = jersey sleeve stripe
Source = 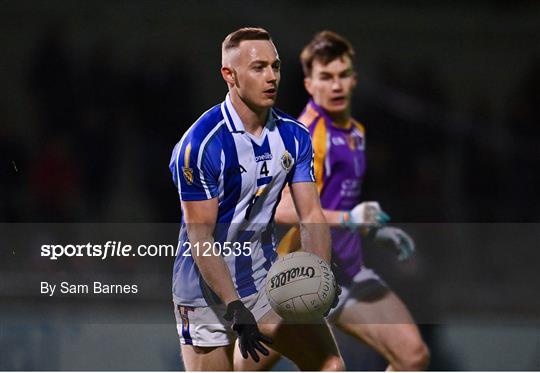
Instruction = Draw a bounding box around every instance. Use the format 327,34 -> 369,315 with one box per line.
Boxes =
312,117 -> 327,193
184,142 -> 192,168
197,120 -> 225,199
174,130 -> 191,196
221,102 -> 238,133
175,144 -> 182,194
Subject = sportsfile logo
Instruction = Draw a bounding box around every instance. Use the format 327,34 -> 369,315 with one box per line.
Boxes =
270,266 -> 315,289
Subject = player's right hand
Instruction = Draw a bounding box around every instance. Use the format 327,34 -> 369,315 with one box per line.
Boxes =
341,201 -> 390,231
323,261 -> 342,317
224,300 -> 272,362
374,226 -> 415,261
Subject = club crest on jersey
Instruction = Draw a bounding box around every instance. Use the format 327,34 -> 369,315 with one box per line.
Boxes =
182,167 -> 193,185
280,151 -> 293,172
347,133 -> 365,150
182,142 -> 194,185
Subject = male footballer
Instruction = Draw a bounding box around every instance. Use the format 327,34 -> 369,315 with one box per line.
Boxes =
169,28 -> 344,371
235,30 -> 430,371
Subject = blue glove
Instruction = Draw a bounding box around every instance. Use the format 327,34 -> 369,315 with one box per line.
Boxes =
374,226 -> 415,261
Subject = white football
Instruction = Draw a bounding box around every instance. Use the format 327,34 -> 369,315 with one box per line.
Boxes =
265,251 -> 336,321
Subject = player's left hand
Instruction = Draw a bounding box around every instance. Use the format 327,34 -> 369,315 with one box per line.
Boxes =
374,226 -> 415,261
224,300 -> 272,362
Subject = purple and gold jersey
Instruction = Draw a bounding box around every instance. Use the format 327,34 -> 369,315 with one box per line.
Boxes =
278,100 -> 366,286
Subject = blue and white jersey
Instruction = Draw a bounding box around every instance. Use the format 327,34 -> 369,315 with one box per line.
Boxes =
169,94 -> 315,307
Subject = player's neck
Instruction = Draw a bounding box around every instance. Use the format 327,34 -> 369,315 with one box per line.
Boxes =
328,109 -> 351,128
230,93 -> 268,137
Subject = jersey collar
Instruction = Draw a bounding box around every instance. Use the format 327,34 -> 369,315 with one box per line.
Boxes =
307,99 -> 353,130
222,93 -> 277,134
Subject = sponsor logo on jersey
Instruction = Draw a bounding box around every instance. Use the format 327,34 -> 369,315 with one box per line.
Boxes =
280,151 -> 293,172
332,136 -> 346,146
340,178 -> 362,197
270,266 -> 315,289
255,152 -> 273,162
341,179 -> 361,189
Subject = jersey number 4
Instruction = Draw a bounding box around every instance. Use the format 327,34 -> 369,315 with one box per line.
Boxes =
260,161 -> 269,177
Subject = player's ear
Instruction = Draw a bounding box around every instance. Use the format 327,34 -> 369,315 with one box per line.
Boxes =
221,66 -> 235,86
304,77 -> 314,96
351,71 -> 358,89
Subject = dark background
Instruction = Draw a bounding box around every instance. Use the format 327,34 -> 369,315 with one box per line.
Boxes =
1,0 -> 540,370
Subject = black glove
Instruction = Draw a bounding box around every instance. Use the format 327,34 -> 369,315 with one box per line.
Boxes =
224,300 -> 272,362
323,261 -> 342,317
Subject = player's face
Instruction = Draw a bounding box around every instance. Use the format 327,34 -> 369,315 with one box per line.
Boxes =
305,56 -> 357,115
229,40 -> 281,111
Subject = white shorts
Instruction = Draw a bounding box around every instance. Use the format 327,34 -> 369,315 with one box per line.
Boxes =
173,290 -> 272,347
328,266 -> 387,320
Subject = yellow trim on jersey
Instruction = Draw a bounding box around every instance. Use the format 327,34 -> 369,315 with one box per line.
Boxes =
184,142 -> 192,168
278,109 -> 367,257
298,105 -> 319,128
255,186 -> 266,197
352,119 -> 366,135
278,106 -> 328,256
277,226 -> 302,255
311,117 -> 327,194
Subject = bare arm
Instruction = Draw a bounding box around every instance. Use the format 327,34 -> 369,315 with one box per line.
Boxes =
275,185 -> 344,227
288,182 -> 331,264
181,198 -> 239,305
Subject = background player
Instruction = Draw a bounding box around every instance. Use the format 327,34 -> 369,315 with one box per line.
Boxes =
169,27 -> 344,371
235,30 -> 430,371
